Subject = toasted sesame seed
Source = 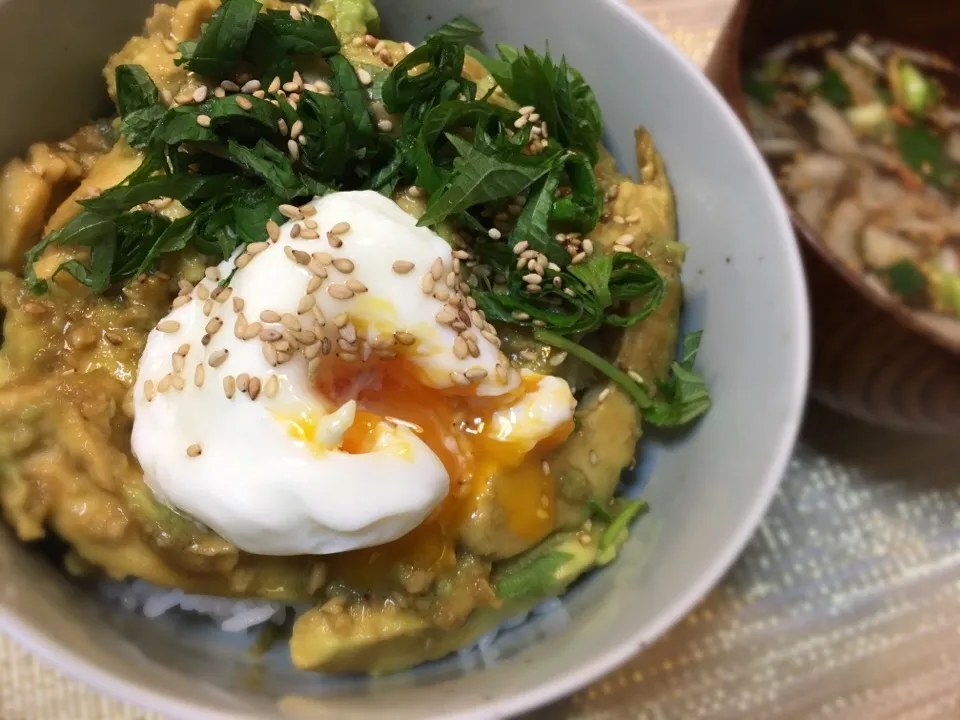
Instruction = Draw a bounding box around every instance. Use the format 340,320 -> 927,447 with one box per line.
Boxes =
357,68 -> 372,85
268,76 -> 282,94
157,374 -> 172,393
289,4 -> 302,20
571,252 -> 587,264
235,253 -> 252,269
628,370 -> 645,384
172,295 -> 191,308
213,87 -> 226,98
339,323 -> 357,344
303,219 -> 318,231
344,279 -> 367,294
313,251 -> 334,265
434,288 -> 451,302
306,276 -> 324,294
194,363 -> 206,387
235,95 -> 253,110
435,309 -> 456,326
420,273 -> 435,294
333,258 -> 354,273
429,257 -> 443,281
264,374 -> 280,399
214,286 -> 233,303
612,244 -> 631,254
262,342 -> 279,366
481,329 -> 501,347
279,313 -> 299,331
196,114 -> 212,127
333,313 -> 349,329
186,444 -> 202,457
297,294 -> 316,313
541,460 -> 551,475
330,221 -> 351,235
452,335 -> 469,359
394,331 -> 416,346
522,273 -> 543,285
328,284 -> 354,300
205,317 -> 223,335
265,219 -> 281,242
392,260 -> 414,274
260,310 -> 281,323
496,363 -> 509,383
192,85 -> 209,103
292,249 -> 311,265
377,119 -> 394,132
156,320 -> 180,333
237,373 -> 249,392
291,223 -> 302,239
488,228 -> 502,240
259,327 -> 283,343
598,387 -> 611,403
307,260 -> 328,277
208,349 -> 229,368
466,338 -> 481,358
172,352 -> 186,373
327,232 -> 343,248
465,367 -> 488,381
248,376 -> 262,400
279,203 -> 301,219
589,450 -> 599,466
170,374 -> 185,391
144,380 -> 156,401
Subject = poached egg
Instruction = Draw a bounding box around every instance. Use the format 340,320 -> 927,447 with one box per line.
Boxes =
131,191 -> 576,557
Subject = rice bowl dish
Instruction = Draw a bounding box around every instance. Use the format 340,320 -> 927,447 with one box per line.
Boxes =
0,0 -> 714,677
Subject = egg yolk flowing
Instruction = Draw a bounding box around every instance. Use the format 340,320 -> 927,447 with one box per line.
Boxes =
304,355 -> 574,586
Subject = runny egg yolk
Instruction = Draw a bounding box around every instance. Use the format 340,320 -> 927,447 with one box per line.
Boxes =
292,355 -> 574,586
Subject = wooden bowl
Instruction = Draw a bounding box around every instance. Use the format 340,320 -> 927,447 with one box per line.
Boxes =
706,0 -> 960,435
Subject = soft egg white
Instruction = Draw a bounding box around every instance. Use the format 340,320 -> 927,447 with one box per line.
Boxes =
131,191 -> 575,557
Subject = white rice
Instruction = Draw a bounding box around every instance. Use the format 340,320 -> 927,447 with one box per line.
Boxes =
102,579 -> 572,664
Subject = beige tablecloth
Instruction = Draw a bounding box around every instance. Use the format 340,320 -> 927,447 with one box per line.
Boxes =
0,3 -> 754,718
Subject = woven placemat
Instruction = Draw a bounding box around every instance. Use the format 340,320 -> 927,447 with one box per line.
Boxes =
0,4 -> 730,718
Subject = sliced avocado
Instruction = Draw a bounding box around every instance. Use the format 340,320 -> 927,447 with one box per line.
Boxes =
492,531 -> 598,602
290,598 -> 429,672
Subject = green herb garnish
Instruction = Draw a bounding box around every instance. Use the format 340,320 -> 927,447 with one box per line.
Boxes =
883,259 -> 928,304
817,68 -> 852,109
597,498 -> 648,565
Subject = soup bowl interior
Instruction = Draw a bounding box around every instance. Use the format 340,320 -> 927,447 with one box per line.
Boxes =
709,0 -> 960,435
0,0 -> 809,717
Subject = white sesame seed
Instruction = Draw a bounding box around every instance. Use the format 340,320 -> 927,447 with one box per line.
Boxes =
289,4 -> 302,20
196,114 -> 212,128
589,450 -> 599,466
205,317 -> 223,335
194,363 -> 206,387
522,273 -> 543,285
290,222 -> 302,239
214,87 -> 226,98
192,86 -> 208,103
582,239 -> 595,255
617,233 -> 635,246
378,119 -> 394,132
514,115 -> 528,129
268,76 -> 282,94
172,295 -> 191,308
265,374 -> 280,398
221,79 -> 240,92
333,258 -> 354,273
144,380 -> 156,401
598,387 -> 611,403
170,374 -> 185,391
330,221 -> 351,235
357,68 -> 373,86
208,349 -> 229,368
186,444 -> 202,457
278,204 -> 301,219
345,278 -> 367,293
263,342 -> 279,366
394,331 -> 416,346
612,244 -> 631,254
237,373 -> 249,392
450,371 -> 470,386
290,119 -> 304,139
156,320 -> 180,333
260,328 -> 282,342
236,95 -> 253,110
298,294 -> 316,313
248,376 -> 262,400
392,260 -> 414,274
512,240 -> 529,255
288,138 -> 300,161
628,370 -> 645,384
328,284 -> 354,300
571,252 -> 587,264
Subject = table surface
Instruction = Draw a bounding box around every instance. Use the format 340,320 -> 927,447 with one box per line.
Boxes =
6,1 -> 960,718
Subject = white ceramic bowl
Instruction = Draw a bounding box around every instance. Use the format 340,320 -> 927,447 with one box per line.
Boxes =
0,0 -> 810,717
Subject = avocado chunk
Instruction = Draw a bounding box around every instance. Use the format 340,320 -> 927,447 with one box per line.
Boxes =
492,532 -> 598,602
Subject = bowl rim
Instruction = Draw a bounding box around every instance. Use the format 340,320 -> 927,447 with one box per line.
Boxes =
713,0 -> 960,359
0,1 -> 811,717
